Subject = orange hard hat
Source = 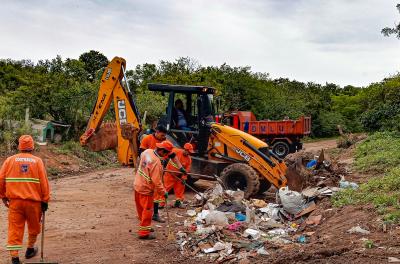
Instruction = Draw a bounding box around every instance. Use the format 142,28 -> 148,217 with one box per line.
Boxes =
184,143 -> 195,153
18,135 -> 34,151
156,140 -> 174,152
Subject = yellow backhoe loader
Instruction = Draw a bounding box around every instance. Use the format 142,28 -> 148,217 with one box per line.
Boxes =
80,57 -> 298,198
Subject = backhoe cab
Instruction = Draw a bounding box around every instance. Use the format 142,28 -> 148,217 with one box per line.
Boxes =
148,84 -> 288,198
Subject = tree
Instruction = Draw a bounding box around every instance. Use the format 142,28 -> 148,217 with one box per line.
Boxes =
78,50 -> 109,81
382,4 -> 400,39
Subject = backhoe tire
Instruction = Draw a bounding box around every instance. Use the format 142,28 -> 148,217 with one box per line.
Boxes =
272,141 -> 290,158
220,163 -> 260,199
258,178 -> 272,194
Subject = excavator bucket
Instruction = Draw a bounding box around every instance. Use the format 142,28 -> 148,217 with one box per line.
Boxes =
283,151 -> 316,192
86,122 -> 118,152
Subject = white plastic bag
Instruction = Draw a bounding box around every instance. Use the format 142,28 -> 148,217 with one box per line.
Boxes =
278,187 -> 306,215
205,211 -> 228,227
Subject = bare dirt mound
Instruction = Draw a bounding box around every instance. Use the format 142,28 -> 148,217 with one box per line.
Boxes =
0,144 -> 117,178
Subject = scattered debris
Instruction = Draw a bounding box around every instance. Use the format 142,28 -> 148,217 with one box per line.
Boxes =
389,257 -> 400,263
175,183 -> 325,262
171,150 -> 371,262
347,226 -> 371,235
339,180 -> 359,189
297,235 -> 307,244
306,215 -> 322,225
285,149 -> 349,191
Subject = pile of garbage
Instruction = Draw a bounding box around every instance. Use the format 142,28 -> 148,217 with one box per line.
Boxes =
285,149 -> 351,191
175,184 -> 324,263
173,150 -> 360,262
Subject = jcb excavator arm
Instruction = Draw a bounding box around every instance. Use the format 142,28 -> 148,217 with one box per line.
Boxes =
80,57 -> 141,166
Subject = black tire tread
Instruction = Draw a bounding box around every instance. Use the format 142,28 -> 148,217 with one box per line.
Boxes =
220,163 -> 260,199
272,141 -> 290,158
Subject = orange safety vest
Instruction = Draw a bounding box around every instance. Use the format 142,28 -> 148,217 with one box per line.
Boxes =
166,148 -> 192,178
140,134 -> 162,150
0,153 -> 50,202
134,149 -> 165,196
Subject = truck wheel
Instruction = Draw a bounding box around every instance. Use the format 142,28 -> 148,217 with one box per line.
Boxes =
272,141 -> 290,158
220,163 -> 260,199
258,178 -> 272,194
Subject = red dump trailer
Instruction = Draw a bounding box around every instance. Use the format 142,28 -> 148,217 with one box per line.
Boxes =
216,111 -> 311,158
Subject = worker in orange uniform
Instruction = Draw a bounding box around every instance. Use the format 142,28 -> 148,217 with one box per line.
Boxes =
164,143 -> 194,208
139,125 -> 185,222
0,135 -> 50,264
134,140 -> 172,239
139,125 -> 167,154
139,125 -> 168,222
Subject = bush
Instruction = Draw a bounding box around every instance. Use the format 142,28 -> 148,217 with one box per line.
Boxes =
0,123 -> 34,154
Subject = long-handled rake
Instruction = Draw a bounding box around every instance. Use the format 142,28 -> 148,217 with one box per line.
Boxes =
164,196 -> 176,241
26,212 -> 58,264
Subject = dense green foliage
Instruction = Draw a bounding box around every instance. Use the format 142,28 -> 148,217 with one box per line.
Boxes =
0,52 -> 399,141
333,132 -> 400,223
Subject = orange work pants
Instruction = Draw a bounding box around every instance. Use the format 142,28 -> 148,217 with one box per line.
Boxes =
7,199 -> 41,257
153,192 -> 165,206
164,173 -> 185,202
134,191 -> 153,237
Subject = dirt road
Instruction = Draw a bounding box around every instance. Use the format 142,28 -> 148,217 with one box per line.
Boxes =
303,138 -> 338,152
0,139 -> 398,263
0,168 -> 207,264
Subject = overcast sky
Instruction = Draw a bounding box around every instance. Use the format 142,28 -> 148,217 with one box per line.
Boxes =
1,0 -> 399,86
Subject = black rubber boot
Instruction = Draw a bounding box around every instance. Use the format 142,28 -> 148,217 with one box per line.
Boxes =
138,233 -> 156,240
11,257 -> 20,264
153,202 -> 159,216
152,214 -> 165,223
172,200 -> 185,209
25,247 -> 38,259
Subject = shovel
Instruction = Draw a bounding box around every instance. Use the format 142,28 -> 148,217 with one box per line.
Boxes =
26,212 -> 58,264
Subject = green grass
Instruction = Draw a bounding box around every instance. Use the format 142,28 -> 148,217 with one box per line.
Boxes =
353,132 -> 400,174
333,132 -> 400,223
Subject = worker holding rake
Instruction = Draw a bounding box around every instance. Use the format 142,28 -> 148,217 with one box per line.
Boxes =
164,143 -> 194,208
0,135 -> 50,264
134,140 -> 172,239
139,125 -> 186,222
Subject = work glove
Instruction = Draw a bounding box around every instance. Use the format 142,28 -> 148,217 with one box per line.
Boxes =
41,202 -> 48,212
168,152 -> 176,159
2,198 -> 9,208
164,192 -> 169,199
179,167 -> 187,175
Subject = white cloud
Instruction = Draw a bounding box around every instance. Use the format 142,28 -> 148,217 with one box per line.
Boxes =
0,0 -> 399,86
